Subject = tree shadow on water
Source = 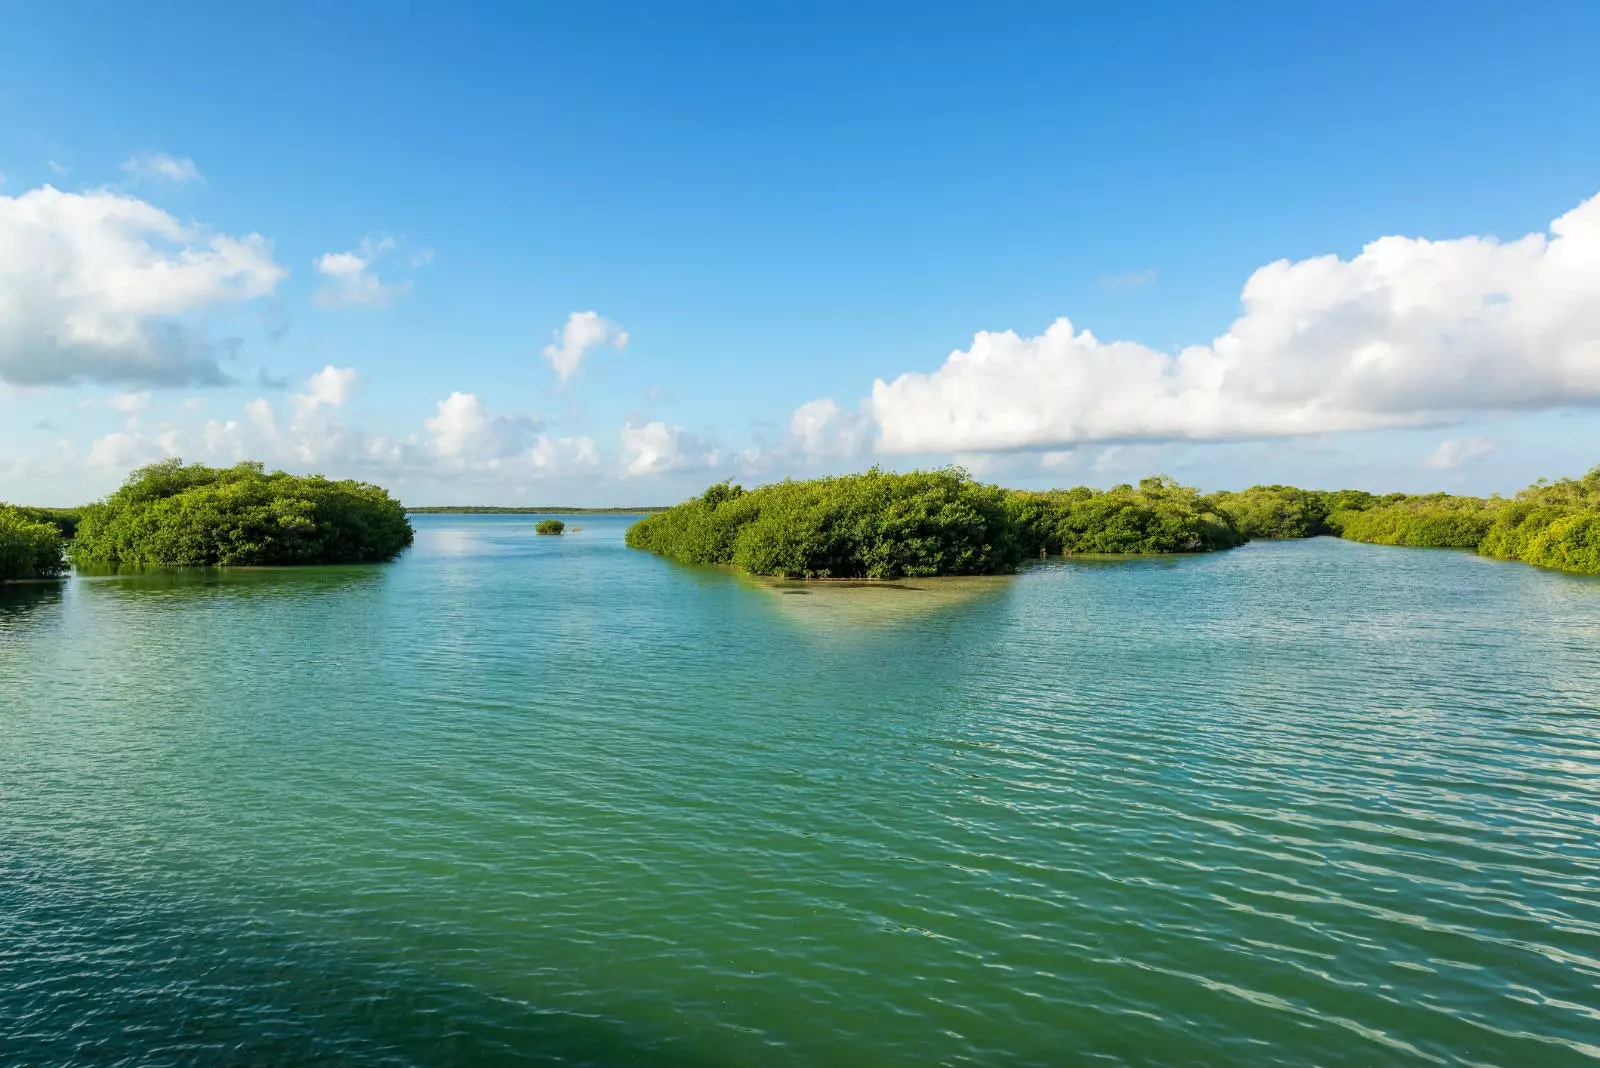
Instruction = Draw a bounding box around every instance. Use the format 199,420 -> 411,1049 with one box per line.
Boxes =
72,563 -> 389,606
0,580 -> 64,637
1,887 -> 730,1068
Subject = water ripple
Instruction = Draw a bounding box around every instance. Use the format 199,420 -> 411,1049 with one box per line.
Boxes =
3,523 -> 1599,1065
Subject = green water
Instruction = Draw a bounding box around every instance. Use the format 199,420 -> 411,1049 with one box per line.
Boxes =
3,516 -> 1599,1066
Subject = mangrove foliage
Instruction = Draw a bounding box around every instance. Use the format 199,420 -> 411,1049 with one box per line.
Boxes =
0,506 -> 68,583
71,460 -> 414,567
628,464 -> 1600,579
535,519 -> 566,535
626,468 -> 1239,579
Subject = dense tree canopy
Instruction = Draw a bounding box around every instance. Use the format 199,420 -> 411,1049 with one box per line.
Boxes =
1477,466 -> 1600,574
627,469 -> 1239,579
1008,478 -> 1242,556
627,468 -> 1023,578
629,464 -> 1600,579
71,460 -> 414,567
1,505 -> 84,540
1326,494 -> 1501,548
0,507 -> 68,582
535,519 -> 566,535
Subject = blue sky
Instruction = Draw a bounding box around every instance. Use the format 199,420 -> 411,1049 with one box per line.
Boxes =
3,1 -> 1599,505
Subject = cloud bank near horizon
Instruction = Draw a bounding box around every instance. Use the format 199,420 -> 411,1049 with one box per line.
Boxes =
793,189 -> 1600,457
6,165 -> 1600,500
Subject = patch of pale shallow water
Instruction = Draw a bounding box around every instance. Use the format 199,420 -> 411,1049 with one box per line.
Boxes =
740,572 -> 1015,627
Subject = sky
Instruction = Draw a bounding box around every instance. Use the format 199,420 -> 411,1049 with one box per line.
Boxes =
2,1 -> 1599,506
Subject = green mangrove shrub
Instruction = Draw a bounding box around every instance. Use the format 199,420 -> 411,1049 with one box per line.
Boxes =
71,459 -> 414,567
0,507 -> 68,582
1202,485 -> 1376,539
535,519 -> 566,535
628,467 -> 1025,578
1329,494 -> 1500,549
1478,466 -> 1600,574
0,505 -> 84,540
1008,478 -> 1242,555
628,469 -> 1243,578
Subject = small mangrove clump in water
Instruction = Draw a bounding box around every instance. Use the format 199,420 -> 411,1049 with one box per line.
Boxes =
625,468 -> 1240,579
535,519 -> 566,535
70,459 -> 414,567
0,506 -> 68,583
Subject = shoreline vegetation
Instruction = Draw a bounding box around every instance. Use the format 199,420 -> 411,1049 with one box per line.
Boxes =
626,465 -> 1600,580
5,460 -> 1598,583
45,460 -> 413,572
407,506 -> 666,514
0,507 -> 71,583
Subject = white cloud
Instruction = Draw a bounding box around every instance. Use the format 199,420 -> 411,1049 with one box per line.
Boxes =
121,151 -> 203,184
88,430 -> 162,469
1425,435 -> 1496,469
107,390 -> 151,413
313,237 -> 409,309
0,184 -> 285,386
293,365 -> 358,413
789,397 -> 870,458
426,391 -> 537,460
1039,449 -> 1078,470
871,191 -> 1600,454
619,419 -> 691,476
245,396 -> 277,436
542,311 -> 629,382
422,391 -> 597,476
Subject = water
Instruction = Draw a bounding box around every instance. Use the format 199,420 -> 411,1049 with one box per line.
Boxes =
3,516 -> 1599,1067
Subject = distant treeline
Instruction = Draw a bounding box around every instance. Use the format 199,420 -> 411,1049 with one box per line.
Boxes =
407,506 -> 667,514
626,466 -> 1600,580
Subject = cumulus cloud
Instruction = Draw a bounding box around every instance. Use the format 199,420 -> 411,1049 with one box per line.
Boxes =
423,391 -> 598,476
87,430 -> 160,469
426,391 -> 540,460
91,369 -> 597,483
313,237 -> 410,309
293,365 -> 358,413
869,191 -> 1600,454
1039,449 -> 1078,470
789,397 -> 871,458
542,311 -> 629,382
619,420 -> 692,476
1425,436 -> 1496,469
0,184 -> 286,386
121,151 -> 203,184
107,391 -> 152,414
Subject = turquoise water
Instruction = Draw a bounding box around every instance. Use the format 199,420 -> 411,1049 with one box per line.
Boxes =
3,515 -> 1599,1066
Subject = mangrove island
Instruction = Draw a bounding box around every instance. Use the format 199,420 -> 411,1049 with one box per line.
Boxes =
67,459 -> 414,568
626,464 -> 1600,580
